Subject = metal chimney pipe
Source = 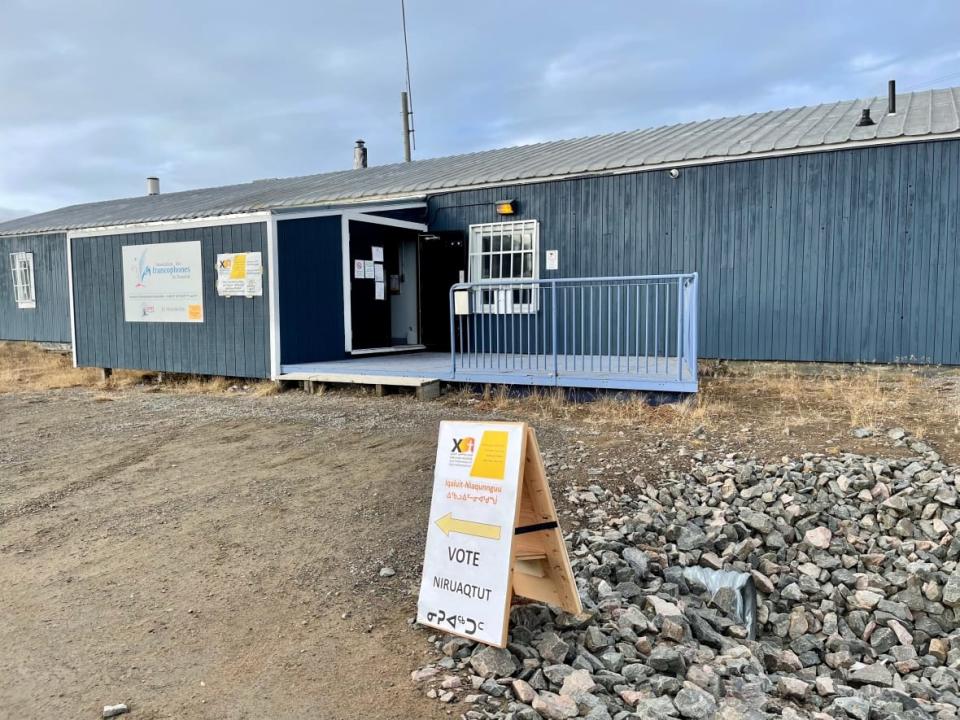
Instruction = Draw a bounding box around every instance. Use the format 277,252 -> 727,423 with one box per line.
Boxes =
401,91 -> 412,162
856,108 -> 875,127
888,80 -> 896,115
146,177 -> 160,195
353,140 -> 368,169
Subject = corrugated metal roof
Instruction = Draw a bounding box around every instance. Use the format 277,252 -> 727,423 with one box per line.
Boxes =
3,86 -> 959,237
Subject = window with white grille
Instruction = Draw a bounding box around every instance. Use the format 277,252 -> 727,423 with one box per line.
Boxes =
9,252 -> 36,309
468,220 -> 539,313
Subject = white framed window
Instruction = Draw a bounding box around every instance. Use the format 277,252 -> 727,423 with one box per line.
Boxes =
468,220 -> 539,313
9,251 -> 36,309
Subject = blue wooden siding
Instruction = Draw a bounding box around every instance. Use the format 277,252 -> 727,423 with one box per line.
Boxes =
0,232 -> 71,342
277,216 -> 346,363
71,223 -> 271,377
427,139 -> 960,365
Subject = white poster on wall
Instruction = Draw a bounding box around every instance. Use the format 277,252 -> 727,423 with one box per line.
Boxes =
545,249 -> 559,271
216,252 -> 262,297
122,241 -> 204,323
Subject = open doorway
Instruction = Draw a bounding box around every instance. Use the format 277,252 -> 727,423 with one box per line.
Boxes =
417,231 -> 467,351
347,219 -> 422,353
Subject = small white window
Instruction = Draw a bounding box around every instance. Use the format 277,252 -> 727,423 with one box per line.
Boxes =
9,252 -> 36,309
468,220 -> 539,313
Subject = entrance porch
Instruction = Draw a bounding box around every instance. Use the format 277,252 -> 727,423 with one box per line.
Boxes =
281,348 -> 696,394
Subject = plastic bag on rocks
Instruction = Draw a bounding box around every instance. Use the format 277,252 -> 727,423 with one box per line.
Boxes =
683,567 -> 758,639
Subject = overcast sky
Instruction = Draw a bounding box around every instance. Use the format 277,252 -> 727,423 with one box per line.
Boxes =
2,0 -> 959,220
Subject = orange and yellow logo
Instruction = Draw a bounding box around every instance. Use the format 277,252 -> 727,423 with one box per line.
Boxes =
451,437 -> 476,453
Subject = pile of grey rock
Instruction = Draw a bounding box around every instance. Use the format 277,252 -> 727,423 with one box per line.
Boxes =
412,428 -> 960,719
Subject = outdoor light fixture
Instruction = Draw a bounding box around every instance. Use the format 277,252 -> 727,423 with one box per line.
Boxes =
495,199 -> 516,215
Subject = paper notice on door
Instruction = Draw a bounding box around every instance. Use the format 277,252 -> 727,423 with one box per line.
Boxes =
364,260 -> 375,279
354,259 -> 365,279
372,246 -> 384,262
374,263 -> 384,282
375,281 -> 385,300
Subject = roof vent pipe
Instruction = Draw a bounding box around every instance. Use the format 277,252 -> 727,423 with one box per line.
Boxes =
856,108 -> 875,127
353,140 -> 368,169
888,79 -> 896,115
147,177 -> 160,195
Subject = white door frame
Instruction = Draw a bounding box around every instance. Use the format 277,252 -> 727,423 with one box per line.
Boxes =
266,216 -> 281,379
340,211 -> 428,354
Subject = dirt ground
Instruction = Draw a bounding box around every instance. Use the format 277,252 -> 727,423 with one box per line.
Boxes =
2,344 -> 959,718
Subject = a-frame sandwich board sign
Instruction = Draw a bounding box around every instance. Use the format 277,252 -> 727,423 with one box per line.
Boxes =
417,421 -> 582,648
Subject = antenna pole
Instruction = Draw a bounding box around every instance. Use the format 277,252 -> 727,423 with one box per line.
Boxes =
400,0 -> 416,154
401,91 -> 412,162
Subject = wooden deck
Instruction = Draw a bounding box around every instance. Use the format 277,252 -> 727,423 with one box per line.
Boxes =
281,351 -> 697,393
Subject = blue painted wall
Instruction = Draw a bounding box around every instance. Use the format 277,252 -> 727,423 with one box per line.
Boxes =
277,216 -> 346,364
427,139 -> 960,365
72,223 -> 271,377
0,232 -> 71,342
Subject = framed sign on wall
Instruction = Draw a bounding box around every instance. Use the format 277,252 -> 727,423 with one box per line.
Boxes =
122,241 -> 204,322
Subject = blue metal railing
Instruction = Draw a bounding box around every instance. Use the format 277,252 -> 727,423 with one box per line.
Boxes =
448,273 -> 699,388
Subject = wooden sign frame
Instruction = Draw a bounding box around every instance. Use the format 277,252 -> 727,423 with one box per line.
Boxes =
504,426 -> 582,641
417,421 -> 581,648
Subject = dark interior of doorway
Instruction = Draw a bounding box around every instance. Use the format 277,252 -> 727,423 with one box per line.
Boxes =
349,221 -> 421,352
418,231 -> 467,352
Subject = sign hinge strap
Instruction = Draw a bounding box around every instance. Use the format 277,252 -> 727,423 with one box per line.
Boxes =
514,521 -> 558,535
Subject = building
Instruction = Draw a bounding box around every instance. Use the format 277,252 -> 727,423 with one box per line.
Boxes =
2,84 -> 959,392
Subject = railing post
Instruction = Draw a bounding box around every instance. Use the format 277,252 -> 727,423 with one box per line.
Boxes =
551,280 -> 558,382
449,286 -> 457,376
676,277 -> 684,381
689,274 -> 699,384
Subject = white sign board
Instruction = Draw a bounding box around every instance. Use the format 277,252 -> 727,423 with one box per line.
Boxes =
545,249 -> 559,271
354,259 -> 365,279
216,252 -> 262,297
372,245 -> 384,262
122,241 -> 204,323
454,290 -> 470,315
417,421 -> 526,647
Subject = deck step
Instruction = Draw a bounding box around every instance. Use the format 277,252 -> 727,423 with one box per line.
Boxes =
280,371 -> 439,388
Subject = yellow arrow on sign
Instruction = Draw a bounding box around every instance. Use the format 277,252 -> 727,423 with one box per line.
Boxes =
435,512 -> 502,540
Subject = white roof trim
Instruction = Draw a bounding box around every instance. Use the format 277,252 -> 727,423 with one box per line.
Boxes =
65,211 -> 272,239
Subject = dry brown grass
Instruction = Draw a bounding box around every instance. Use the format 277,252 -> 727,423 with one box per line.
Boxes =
442,362 -> 960,456
0,342 -> 280,397
5,340 -> 959,455
443,381 -> 730,435
702,363 -> 960,453
0,341 -> 103,392
130,374 -> 281,396
733,365 -> 941,430
249,380 -> 282,397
